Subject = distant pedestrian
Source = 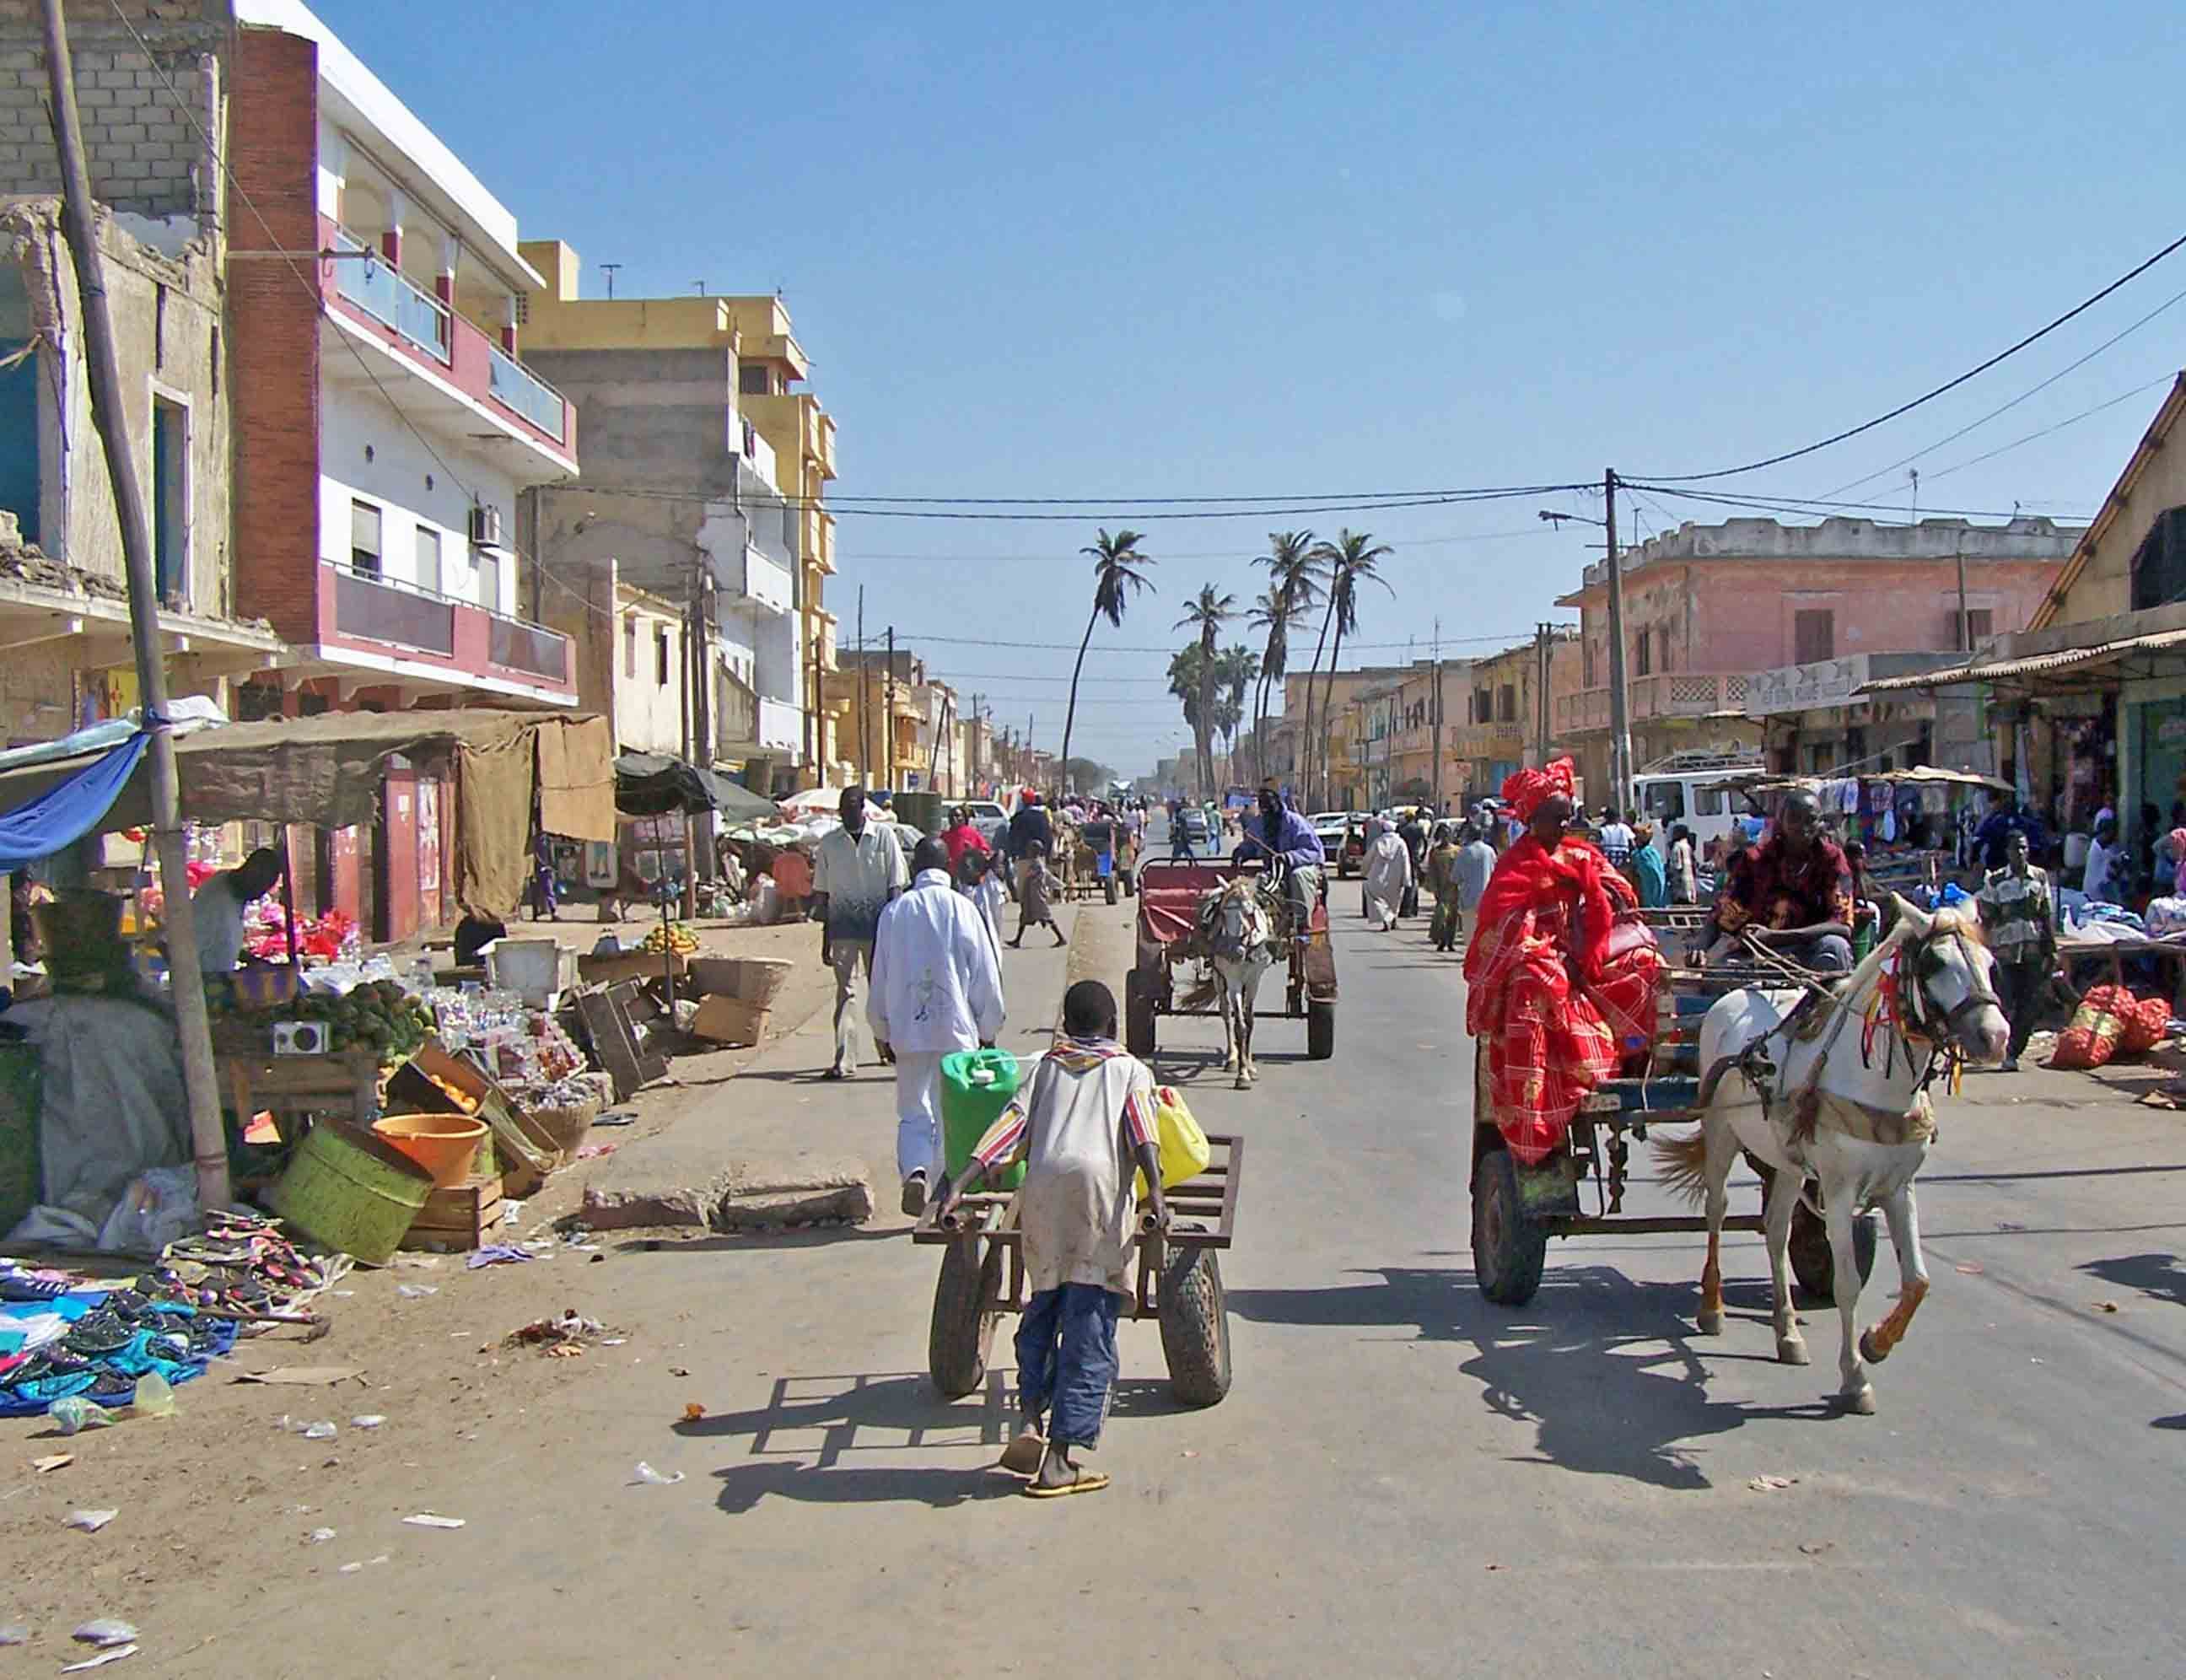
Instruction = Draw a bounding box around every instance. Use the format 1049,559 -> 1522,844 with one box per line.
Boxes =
1010,842 -> 1067,948
1596,806 -> 1635,871
1975,828 -> 2056,1074
1631,821 -> 1667,908
2082,816 -> 2123,904
937,979 -> 1167,1500
871,838 -> 1005,1214
1426,822 -> 1465,951
529,832 -> 560,921
969,847 -> 1009,950
814,786 -> 909,1080
1666,824 -> 1699,905
1362,818 -> 1412,932
1453,822 -> 1498,937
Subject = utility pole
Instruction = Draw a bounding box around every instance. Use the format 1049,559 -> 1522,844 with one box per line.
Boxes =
1534,622 -> 1553,766
1955,539 -> 1970,653
1430,620 -> 1445,815
40,0 -> 229,1210
928,690 -> 951,794
855,586 -> 870,786
1603,467 -> 1634,812
884,626 -> 896,792
970,692 -> 983,794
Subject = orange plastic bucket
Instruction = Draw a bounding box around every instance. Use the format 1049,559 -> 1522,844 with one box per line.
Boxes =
371,1113 -> 487,1188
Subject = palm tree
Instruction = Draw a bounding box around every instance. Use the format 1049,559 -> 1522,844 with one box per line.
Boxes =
1058,528 -> 1155,795
1167,644 -> 1210,789
1252,530 -> 1322,794
1173,584 -> 1236,795
1309,529 -> 1395,806
1217,643 -> 1257,780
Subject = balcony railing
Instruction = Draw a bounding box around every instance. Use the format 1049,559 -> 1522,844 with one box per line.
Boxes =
330,228 -> 450,365
487,613 -> 568,681
1553,672 -> 1750,731
324,563 -> 571,691
488,342 -> 568,444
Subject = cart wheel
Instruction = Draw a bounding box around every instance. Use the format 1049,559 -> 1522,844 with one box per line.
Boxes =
1125,967 -> 1157,1058
1158,1243 -> 1232,1407
1123,870 -> 1136,898
1472,1145 -> 1548,1306
1306,999 -> 1335,1060
1788,1197 -> 1877,1304
1105,875 -> 1120,907
929,1235 -> 1004,1398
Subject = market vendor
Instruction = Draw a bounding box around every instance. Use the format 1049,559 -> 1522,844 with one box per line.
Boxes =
191,848 -> 285,973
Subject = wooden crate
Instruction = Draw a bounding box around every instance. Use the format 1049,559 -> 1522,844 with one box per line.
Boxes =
404,1172 -> 503,1253
215,1048 -> 381,1132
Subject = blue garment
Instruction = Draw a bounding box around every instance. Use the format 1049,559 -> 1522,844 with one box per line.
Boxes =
0,734 -> 148,873
1234,805 -> 1325,870
1633,844 -> 1667,908
1015,1282 -> 1120,1448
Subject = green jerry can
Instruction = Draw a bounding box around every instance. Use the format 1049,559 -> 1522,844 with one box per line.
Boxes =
940,1047 -> 1025,1190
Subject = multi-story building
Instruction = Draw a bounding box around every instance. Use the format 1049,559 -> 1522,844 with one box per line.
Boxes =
515,247 -> 814,793
217,0 -> 581,719
1456,629 -> 1581,801
833,646 -> 934,794
1554,515 -> 2081,796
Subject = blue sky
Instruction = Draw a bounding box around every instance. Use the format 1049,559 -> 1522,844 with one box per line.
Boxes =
340,0 -> 2184,774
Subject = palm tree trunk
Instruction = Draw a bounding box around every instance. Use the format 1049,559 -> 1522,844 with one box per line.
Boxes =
1058,603 -> 1100,796
1322,619 -> 1349,808
1300,595 -> 1337,807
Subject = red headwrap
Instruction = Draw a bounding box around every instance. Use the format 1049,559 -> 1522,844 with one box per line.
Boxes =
1500,757 -> 1578,824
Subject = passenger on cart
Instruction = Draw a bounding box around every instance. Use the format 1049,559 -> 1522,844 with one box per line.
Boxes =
1232,781 -> 1326,933
1699,788 -> 1855,972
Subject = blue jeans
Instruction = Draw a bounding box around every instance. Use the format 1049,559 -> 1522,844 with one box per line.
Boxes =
1015,1283 -> 1121,1448
1781,932 -> 1854,972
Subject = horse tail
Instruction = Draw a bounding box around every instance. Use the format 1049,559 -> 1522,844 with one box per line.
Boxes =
1651,1128 -> 1712,1207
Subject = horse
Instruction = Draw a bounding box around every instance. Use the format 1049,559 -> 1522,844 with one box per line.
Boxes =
1652,898 -> 2006,1415
1182,874 -> 1280,1088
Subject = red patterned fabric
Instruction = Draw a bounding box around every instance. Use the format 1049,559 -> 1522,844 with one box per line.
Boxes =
1499,757 -> 1579,824
1464,833 -> 1662,1164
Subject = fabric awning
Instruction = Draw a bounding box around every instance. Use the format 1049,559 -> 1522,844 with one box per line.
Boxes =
1857,627 -> 2186,693
613,752 -> 779,821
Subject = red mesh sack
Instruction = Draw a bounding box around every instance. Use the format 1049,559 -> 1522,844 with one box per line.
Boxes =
2053,992 -> 2129,1069
2119,993 -> 2173,1056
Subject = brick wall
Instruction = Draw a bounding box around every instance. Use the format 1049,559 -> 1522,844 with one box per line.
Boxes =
224,22 -> 317,643
0,1 -> 226,219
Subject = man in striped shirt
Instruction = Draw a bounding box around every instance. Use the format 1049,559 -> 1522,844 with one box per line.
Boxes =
937,980 -> 1168,1499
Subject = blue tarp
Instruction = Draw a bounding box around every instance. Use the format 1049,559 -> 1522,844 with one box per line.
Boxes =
0,733 -> 148,873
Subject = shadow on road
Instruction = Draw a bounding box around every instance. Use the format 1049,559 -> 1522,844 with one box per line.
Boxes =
1231,1263 -> 1833,1490
2079,1251 -> 2185,1310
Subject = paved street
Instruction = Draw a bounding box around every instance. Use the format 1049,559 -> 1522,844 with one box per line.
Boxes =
62,864 -> 2178,1679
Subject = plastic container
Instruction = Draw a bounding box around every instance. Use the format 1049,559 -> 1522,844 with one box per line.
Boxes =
48,1397 -> 118,1435
131,1370 -> 176,1419
267,1121 -> 436,1264
940,1048 -> 1024,1189
371,1113 -> 488,1189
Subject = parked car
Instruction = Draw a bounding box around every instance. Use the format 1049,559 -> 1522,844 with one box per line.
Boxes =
1309,810 -> 1350,868
961,800 -> 1010,848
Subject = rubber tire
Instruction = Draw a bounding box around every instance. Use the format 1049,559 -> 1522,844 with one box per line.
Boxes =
1105,875 -> 1120,907
1472,1146 -> 1548,1306
929,1236 -> 1004,1398
1788,1197 -> 1879,1304
1125,967 -> 1157,1058
1159,1245 -> 1232,1407
1122,870 -> 1136,898
1306,999 -> 1335,1060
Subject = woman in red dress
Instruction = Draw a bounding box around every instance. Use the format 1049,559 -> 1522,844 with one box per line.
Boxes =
1463,758 -> 1661,1165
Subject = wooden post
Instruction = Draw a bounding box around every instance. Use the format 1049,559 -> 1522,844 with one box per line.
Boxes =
40,0 -> 230,1209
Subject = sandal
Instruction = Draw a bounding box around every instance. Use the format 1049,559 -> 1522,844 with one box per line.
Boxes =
1023,1466 -> 1110,1499
999,1426 -> 1047,1477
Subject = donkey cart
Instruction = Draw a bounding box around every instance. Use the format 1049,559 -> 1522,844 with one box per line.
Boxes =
1469,959 -> 1879,1308
912,1133 -> 1244,1407
1123,857 -> 1338,1063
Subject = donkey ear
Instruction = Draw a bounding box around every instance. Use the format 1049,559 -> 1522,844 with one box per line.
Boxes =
1892,892 -> 1930,935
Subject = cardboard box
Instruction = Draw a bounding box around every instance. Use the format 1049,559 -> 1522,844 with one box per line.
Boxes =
691,994 -> 771,1047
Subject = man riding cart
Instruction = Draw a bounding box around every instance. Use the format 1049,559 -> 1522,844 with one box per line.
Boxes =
1697,789 -> 1855,973
1231,783 -> 1326,937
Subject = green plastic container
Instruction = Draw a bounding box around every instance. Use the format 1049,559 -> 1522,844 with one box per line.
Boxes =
941,1048 -> 1024,1188
267,1121 -> 435,1265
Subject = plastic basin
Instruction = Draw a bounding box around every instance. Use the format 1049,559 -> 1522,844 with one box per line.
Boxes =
267,1122 -> 435,1265
371,1112 -> 488,1189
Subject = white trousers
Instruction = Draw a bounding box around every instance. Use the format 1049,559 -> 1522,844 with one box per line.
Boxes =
893,1049 -> 950,1184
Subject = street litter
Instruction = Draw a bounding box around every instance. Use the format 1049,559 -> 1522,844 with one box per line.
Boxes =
2092,1300 -> 2123,1313
1746,1475 -> 1798,1492
0,1624 -> 24,1645
402,1513 -> 465,1529
30,1452 -> 73,1473
59,1647 -> 137,1672
508,1310 -> 611,1355
351,1414 -> 385,1429
396,1285 -> 439,1299
592,1109 -> 637,1126
48,1398 -> 118,1435
682,1403 -> 705,1422
71,1621 -> 136,1646
65,1509 -> 118,1532
391,1256 -> 442,1271
502,1201 -> 526,1227
574,1142 -> 617,1160
308,1527 -> 337,1543
234,1366 -> 363,1387
338,1562 -> 363,1575
466,1246 -> 532,1269
630,1462 -> 684,1486
1954,1263 -> 1984,1275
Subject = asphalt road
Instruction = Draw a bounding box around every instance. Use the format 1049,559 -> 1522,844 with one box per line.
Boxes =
141,821 -> 2186,1678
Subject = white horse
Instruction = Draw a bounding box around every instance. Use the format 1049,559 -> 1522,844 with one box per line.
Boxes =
1653,899 -> 2006,1414
1185,875 -> 1279,1089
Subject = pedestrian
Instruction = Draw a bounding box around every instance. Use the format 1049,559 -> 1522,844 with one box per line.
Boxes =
529,831 -> 560,921
1010,841 -> 1067,948
1453,821 -> 1497,943
1007,790 -> 1053,901
940,806 -> 989,874
969,845 -> 1009,950
1233,782 -> 1326,935
1362,817 -> 1413,932
2082,816 -> 2123,904
1700,789 -> 1855,972
1596,806 -> 1635,872
936,978 -> 1168,1500
1630,821 -> 1667,908
871,838 -> 1006,1214
1666,824 -> 1699,905
1426,822 -> 1464,951
1975,827 -> 2057,1073
813,785 -> 909,1080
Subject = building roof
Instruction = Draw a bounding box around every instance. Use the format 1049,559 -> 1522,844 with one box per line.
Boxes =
2026,372 -> 2186,631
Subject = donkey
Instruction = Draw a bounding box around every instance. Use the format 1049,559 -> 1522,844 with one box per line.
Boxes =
1654,899 -> 2006,1414
1185,875 -> 1279,1088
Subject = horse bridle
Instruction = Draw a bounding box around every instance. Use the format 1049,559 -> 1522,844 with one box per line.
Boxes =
1895,923 -> 2000,1048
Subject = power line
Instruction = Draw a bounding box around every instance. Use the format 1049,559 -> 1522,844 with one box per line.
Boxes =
1919,370 -> 2181,484
839,525 -> 1562,564
891,628 -> 1553,653
762,482 -> 1578,507
564,482 -> 1588,522
1634,227 -> 2186,483
1623,482 -> 2094,524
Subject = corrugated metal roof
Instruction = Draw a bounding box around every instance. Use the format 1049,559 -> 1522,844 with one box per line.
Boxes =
1855,626 -> 2186,692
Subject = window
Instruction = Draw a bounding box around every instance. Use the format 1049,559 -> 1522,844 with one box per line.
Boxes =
2129,507 -> 2186,611
739,365 -> 770,396
1473,689 -> 1490,724
655,624 -> 671,687
350,500 -> 382,576
1496,684 -> 1516,722
1957,607 -> 1994,649
623,615 -> 638,680
475,547 -> 500,612
1634,629 -> 1651,676
1694,786 -> 1725,817
1583,641 -> 1596,687
1794,608 -> 1834,664
1645,781 -> 1686,822
415,527 -> 442,596
152,396 -> 186,605
1656,626 -> 1671,673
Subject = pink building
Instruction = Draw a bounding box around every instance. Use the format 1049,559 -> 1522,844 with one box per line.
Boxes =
1553,516 -> 2081,794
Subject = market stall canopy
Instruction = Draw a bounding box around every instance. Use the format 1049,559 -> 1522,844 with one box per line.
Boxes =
1856,626 -> 2186,696
0,710 -> 615,915
613,752 -> 778,821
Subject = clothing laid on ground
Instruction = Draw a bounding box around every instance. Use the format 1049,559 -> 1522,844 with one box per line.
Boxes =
1015,1281 -> 1120,1449
814,821 -> 908,945
969,1035 -> 1159,1296
1464,834 -> 1661,1165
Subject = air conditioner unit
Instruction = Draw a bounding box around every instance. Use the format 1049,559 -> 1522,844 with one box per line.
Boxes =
468,505 -> 503,547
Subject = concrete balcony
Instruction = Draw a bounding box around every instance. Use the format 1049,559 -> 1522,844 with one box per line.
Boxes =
1452,719 -> 1527,757
724,543 -> 794,615
313,561 -> 575,704
1554,672 -> 1749,733
801,505 -> 836,573
320,221 -> 577,479
756,695 -> 803,753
